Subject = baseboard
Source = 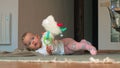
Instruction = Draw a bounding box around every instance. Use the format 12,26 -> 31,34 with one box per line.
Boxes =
97,50 -> 120,53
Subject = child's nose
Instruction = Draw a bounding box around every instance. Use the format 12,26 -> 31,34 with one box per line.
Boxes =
31,41 -> 35,44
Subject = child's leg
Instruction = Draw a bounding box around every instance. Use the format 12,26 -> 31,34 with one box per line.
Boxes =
80,39 -> 97,55
62,38 -> 97,55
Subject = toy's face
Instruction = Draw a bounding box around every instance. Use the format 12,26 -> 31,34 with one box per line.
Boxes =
23,33 -> 41,50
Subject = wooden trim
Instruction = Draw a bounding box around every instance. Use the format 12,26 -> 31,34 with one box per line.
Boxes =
97,50 -> 120,53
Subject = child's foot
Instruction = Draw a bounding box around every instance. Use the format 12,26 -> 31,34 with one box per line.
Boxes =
80,39 -> 97,55
88,46 -> 97,55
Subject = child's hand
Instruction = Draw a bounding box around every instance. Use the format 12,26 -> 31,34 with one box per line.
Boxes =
46,46 -> 52,55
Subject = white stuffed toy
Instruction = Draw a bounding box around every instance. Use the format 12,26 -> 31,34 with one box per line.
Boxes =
42,15 -> 62,36
41,15 -> 67,45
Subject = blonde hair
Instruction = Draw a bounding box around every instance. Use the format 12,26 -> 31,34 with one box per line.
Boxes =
22,32 -> 29,45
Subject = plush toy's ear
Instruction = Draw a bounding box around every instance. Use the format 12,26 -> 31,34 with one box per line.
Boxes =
46,15 -> 55,23
42,15 -> 54,24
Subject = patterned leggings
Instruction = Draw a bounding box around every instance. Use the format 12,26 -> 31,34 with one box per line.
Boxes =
61,38 -> 97,55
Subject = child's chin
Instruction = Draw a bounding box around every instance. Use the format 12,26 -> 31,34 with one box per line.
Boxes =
36,46 -> 40,49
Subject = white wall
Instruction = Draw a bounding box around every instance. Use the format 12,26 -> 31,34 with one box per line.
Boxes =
98,0 -> 120,50
0,0 -> 18,52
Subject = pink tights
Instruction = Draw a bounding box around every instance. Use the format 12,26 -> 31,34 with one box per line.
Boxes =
61,38 -> 97,55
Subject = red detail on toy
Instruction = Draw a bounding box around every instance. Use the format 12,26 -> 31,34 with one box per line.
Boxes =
57,23 -> 63,27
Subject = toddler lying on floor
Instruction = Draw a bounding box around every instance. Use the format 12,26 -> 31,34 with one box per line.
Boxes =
22,32 -> 97,55
22,15 -> 97,56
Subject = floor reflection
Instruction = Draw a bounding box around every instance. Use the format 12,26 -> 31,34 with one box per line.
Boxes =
0,62 -> 120,68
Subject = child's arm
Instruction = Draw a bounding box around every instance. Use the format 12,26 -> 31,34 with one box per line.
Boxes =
46,46 -> 52,55
41,32 -> 54,55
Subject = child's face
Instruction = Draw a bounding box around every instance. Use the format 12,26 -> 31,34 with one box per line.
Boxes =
23,33 -> 41,50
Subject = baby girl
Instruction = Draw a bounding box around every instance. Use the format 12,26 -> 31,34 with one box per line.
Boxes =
22,15 -> 97,56
22,32 -> 97,55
